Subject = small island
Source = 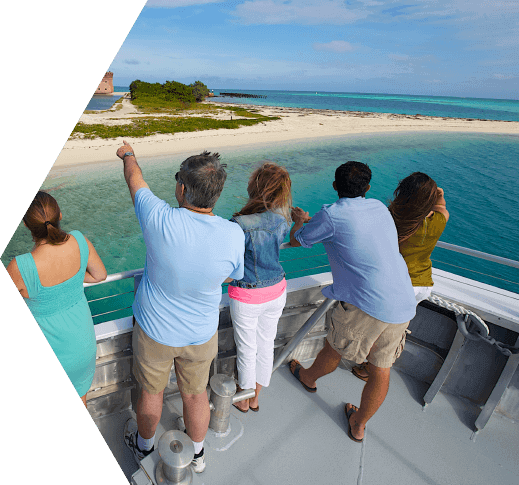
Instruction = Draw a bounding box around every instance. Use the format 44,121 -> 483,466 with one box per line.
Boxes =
54,79 -> 519,169
73,79 -> 279,140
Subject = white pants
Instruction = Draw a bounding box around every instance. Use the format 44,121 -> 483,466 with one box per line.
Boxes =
230,290 -> 287,390
414,286 -> 432,304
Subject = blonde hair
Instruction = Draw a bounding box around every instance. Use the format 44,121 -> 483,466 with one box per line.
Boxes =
233,162 -> 292,223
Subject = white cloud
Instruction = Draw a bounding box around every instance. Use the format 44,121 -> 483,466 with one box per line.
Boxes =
231,0 -> 372,25
313,41 -> 355,53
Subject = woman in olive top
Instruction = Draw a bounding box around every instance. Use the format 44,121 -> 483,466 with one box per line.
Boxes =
388,172 -> 449,302
352,172 -> 448,382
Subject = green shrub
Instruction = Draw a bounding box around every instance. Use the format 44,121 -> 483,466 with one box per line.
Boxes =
189,81 -> 210,102
129,79 -> 196,105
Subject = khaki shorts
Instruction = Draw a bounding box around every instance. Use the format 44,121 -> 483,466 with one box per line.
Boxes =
132,319 -> 218,395
326,301 -> 409,369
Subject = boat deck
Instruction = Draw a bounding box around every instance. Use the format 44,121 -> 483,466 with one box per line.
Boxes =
95,357 -> 519,485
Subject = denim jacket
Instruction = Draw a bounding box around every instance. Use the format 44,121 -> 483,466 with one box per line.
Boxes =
229,210 -> 291,289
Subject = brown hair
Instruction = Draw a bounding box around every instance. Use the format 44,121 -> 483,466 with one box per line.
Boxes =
388,172 -> 438,244
233,162 -> 292,223
23,191 -> 69,245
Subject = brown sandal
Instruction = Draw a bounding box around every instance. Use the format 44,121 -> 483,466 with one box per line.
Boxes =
345,403 -> 363,443
351,362 -> 369,382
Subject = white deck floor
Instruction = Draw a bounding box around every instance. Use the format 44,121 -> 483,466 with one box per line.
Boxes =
95,358 -> 519,485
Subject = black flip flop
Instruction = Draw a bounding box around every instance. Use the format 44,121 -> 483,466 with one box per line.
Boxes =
345,403 -> 363,443
289,360 -> 317,393
249,404 -> 259,412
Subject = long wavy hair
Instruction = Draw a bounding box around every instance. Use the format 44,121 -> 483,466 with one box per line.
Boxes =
23,191 -> 69,245
233,162 -> 292,223
388,172 -> 438,244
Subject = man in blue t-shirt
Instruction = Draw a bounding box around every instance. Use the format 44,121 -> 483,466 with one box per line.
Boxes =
288,161 -> 416,444
116,141 -> 244,472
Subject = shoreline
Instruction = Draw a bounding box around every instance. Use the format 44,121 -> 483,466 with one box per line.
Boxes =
52,100 -> 519,170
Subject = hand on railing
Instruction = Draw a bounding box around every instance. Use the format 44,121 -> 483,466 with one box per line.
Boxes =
291,206 -> 311,224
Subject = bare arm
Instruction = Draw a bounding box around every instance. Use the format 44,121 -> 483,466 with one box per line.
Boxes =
289,223 -> 303,247
84,236 -> 107,283
224,277 -> 233,284
432,187 -> 449,222
289,207 -> 311,247
116,140 -> 149,206
6,259 -> 29,298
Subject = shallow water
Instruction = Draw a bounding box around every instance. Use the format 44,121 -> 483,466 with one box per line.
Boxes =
213,89 -> 519,121
3,132 -> 519,322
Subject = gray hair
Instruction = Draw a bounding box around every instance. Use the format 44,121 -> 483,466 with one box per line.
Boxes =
178,151 -> 227,208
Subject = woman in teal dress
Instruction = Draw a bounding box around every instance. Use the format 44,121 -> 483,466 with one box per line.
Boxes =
6,191 -> 107,406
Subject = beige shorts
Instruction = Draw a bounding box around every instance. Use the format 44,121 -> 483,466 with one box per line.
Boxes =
326,301 -> 409,369
132,319 -> 218,395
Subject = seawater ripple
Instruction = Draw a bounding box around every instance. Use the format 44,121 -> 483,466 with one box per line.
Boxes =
2,132 -> 518,321
212,89 -> 519,120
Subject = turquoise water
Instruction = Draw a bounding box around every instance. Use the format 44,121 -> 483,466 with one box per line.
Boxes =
88,87 -> 519,121
213,89 -> 519,121
9,88 -> 519,321
3,132 -> 519,322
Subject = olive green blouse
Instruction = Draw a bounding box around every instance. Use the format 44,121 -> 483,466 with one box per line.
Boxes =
399,212 -> 447,287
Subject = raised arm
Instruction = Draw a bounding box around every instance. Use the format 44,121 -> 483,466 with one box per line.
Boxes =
116,140 -> 149,206
432,187 -> 449,222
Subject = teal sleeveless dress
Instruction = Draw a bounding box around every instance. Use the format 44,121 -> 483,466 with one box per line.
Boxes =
15,230 -> 97,396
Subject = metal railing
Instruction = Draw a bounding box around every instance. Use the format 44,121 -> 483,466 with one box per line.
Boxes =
279,240 -> 519,268
84,268 -> 144,287
433,241 -> 519,269
83,241 -> 519,323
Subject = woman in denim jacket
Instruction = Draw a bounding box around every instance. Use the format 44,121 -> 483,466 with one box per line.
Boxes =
229,163 -> 292,412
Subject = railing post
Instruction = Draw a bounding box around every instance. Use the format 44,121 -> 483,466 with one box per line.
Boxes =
208,374 -> 255,433
272,298 -> 337,374
155,430 -> 194,484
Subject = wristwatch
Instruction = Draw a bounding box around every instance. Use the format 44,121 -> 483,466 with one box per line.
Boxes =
123,152 -> 134,159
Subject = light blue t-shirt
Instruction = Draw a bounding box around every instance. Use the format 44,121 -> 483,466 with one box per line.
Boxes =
295,197 -> 416,324
133,188 -> 245,347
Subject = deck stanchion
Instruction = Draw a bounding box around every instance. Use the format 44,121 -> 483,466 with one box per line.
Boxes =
155,430 -> 194,484
208,374 -> 255,433
272,298 -> 337,374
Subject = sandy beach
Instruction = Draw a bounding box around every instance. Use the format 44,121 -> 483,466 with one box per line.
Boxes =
53,96 -> 519,169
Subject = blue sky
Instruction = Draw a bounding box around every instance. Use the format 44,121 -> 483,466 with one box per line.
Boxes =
109,0 -> 519,99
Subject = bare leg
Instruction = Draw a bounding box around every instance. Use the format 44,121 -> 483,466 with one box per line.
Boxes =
234,385 -> 250,412
348,364 -> 390,441
291,340 -> 342,389
136,388 -> 164,439
81,394 -> 88,408
249,383 -> 262,409
181,390 -> 211,443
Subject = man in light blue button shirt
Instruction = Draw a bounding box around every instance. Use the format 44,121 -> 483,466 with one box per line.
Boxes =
288,161 -> 416,444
